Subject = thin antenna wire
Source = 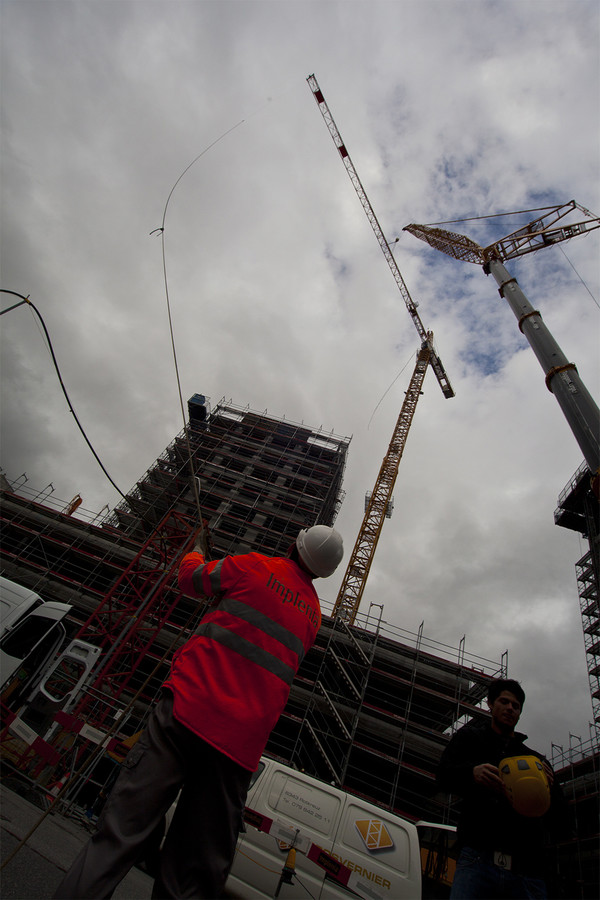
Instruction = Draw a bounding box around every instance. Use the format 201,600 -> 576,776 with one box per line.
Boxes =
152,121 -> 245,520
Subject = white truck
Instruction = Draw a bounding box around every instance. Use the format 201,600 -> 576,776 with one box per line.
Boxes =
177,755 -> 455,899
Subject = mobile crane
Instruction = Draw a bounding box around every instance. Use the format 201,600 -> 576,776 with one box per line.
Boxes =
307,75 -> 454,623
405,202 -> 600,476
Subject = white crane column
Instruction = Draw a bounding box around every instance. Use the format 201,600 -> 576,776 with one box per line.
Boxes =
485,256 -> 600,474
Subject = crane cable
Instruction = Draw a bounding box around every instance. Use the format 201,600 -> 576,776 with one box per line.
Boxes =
421,205 -> 563,226
367,350 -> 415,430
557,244 -> 600,309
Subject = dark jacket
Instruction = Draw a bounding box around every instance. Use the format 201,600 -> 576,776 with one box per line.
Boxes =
437,719 -> 568,876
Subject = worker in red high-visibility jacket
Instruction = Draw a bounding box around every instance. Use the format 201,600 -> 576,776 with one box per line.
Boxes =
53,525 -> 343,900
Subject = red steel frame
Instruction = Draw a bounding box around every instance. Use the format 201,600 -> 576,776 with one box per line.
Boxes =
69,508 -> 196,727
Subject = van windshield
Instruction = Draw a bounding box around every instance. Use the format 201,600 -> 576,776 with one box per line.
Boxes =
1,616 -> 57,658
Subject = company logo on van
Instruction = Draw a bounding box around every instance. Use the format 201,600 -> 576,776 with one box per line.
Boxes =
354,819 -> 394,852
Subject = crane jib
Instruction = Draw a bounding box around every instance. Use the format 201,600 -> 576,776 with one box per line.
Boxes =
307,74 -> 455,401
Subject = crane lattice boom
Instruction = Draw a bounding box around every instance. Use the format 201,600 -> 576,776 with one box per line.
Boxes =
404,200 -> 600,264
333,341 -> 432,623
495,201 -> 600,260
308,74 -> 454,400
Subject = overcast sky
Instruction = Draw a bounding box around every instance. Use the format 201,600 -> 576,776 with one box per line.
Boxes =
1,0 -> 599,761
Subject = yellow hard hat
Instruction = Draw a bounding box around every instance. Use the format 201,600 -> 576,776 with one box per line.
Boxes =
499,756 -> 550,817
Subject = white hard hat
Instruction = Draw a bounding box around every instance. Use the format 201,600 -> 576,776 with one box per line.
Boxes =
296,525 -> 344,578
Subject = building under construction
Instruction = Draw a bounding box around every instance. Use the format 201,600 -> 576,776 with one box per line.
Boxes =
2,394 -> 597,896
1,394 -> 504,825
554,463 -> 600,727
107,394 -> 349,550
552,463 -> 600,897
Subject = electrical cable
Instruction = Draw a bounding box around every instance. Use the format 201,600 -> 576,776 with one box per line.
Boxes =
0,290 -> 129,502
234,847 -> 281,875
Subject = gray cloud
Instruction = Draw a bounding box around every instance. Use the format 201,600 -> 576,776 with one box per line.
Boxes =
1,0 -> 598,755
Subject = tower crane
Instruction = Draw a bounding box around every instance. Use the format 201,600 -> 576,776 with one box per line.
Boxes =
404,202 -> 600,476
333,338 -> 433,623
308,75 -> 454,401
307,75 -> 454,624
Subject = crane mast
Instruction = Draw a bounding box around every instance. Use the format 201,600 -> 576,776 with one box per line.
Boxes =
307,74 -> 454,400
333,340 -> 432,622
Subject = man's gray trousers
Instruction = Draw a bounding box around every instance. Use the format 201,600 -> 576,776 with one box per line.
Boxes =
52,691 -> 252,899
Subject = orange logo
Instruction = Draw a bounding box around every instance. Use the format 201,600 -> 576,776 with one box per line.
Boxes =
354,819 -> 394,851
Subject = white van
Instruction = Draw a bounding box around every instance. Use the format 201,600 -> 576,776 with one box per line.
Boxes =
1,576 -> 101,733
207,756 -> 453,899
0,576 -> 72,698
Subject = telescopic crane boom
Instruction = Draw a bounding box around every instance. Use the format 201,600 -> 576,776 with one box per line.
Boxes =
307,75 -> 453,623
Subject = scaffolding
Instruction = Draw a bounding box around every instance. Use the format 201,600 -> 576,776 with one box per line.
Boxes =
107,396 -> 350,555
3,406 -> 593,837
1,493 -> 504,825
554,463 -> 600,724
0,396 -> 541,851
266,604 -> 505,823
551,734 -> 600,900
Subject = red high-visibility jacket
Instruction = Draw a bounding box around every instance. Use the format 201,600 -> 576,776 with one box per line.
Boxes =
168,550 -> 321,771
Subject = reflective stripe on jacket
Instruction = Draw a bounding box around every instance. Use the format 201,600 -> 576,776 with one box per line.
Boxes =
168,550 -> 321,770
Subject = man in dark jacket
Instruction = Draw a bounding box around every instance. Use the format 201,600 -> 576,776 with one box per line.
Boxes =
437,678 -> 567,899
